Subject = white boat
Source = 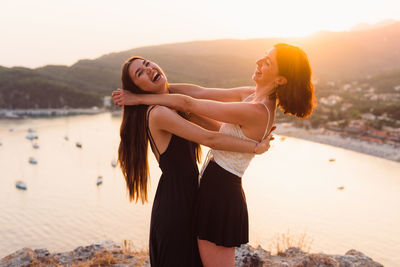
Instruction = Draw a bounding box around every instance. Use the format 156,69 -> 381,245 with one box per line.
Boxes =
29,157 -> 37,164
27,128 -> 36,133
97,176 -> 103,186
111,110 -> 122,117
64,136 -> 69,141
4,111 -> 19,119
111,160 -> 117,168
0,142 -> 2,146
9,128 -> 14,132
76,142 -> 82,148
26,134 -> 38,140
16,180 -> 27,190
33,143 -> 39,149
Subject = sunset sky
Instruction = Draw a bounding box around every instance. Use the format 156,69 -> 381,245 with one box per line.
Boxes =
1,0 -> 399,68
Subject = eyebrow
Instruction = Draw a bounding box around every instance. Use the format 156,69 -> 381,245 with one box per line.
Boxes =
134,60 -> 147,77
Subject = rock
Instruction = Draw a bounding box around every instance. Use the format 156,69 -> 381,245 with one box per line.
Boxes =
33,248 -> 50,258
0,248 -> 36,267
332,249 -> 384,267
236,244 -> 267,267
294,253 -> 339,267
278,247 -> 306,257
0,241 -> 384,267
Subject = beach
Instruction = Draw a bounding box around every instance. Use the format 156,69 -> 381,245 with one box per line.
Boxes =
274,123 -> 400,162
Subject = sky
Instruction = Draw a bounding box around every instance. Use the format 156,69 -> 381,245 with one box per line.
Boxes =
1,0 -> 399,68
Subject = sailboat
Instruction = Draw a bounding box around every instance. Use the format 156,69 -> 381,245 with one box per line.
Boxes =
28,157 -> 38,164
111,160 -> 117,168
97,176 -> 103,186
26,134 -> 38,140
16,180 -> 27,190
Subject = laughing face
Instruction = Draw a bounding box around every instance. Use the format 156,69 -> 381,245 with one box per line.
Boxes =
129,58 -> 168,94
252,47 -> 283,87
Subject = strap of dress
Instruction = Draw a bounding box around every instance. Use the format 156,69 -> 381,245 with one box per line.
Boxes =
146,105 -> 161,158
260,103 -> 271,140
243,92 -> 255,102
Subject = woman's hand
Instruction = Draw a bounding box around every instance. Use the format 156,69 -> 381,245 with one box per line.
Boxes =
111,89 -> 139,106
254,125 -> 277,154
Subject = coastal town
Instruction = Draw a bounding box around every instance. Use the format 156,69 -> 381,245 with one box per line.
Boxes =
278,78 -> 400,148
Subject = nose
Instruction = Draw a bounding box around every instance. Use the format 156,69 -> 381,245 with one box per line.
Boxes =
144,66 -> 153,74
256,58 -> 262,66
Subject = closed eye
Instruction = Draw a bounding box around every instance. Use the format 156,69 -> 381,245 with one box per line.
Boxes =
138,60 -> 150,76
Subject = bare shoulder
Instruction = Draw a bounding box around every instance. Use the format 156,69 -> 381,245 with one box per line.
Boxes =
148,105 -> 176,121
238,87 -> 256,101
147,105 -> 175,120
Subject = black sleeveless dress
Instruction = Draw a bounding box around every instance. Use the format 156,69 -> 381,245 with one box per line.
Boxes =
147,107 -> 203,267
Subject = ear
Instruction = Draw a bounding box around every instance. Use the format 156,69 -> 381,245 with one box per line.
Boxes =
276,76 -> 287,86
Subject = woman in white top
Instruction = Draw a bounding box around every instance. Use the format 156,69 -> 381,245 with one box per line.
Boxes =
113,43 -> 316,267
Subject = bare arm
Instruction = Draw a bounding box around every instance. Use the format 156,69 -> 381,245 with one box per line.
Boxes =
150,106 -> 272,154
113,90 -> 263,127
187,113 -> 221,132
169,83 -> 255,102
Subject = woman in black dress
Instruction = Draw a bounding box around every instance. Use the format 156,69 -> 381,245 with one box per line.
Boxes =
115,56 -> 274,267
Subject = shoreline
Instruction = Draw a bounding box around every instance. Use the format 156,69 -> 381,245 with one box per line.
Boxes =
0,108 -> 108,119
1,112 -> 399,163
0,240 -> 383,267
274,123 -> 400,163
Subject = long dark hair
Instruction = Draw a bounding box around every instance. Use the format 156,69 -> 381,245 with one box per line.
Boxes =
273,43 -> 316,118
118,56 -> 201,204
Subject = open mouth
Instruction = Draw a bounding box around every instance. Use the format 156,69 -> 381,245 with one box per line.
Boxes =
152,72 -> 161,82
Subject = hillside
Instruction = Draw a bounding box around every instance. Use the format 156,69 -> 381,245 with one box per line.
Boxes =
0,22 -> 399,108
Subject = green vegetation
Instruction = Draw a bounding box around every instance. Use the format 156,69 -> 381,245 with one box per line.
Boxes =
1,22 -> 399,121
0,67 -> 102,108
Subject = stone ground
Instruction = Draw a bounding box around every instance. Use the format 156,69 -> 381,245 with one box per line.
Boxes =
0,240 -> 384,267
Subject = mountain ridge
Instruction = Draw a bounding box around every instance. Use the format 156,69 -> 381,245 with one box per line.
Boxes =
1,22 -> 399,108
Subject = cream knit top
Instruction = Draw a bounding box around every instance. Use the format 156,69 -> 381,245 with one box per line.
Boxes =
200,98 -> 271,178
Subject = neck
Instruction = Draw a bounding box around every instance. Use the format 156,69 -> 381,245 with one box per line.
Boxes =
254,83 -> 275,102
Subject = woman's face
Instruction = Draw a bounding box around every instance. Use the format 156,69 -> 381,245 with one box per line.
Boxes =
252,47 -> 282,87
129,58 -> 168,94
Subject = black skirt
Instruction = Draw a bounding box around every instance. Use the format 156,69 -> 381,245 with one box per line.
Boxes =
196,160 -> 249,247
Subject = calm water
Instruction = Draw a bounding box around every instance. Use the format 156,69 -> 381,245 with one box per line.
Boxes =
0,113 -> 399,266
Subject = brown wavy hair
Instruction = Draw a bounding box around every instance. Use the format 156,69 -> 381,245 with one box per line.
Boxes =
273,43 -> 316,118
118,56 -> 201,203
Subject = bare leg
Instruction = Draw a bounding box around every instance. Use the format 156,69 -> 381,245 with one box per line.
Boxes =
198,238 -> 235,267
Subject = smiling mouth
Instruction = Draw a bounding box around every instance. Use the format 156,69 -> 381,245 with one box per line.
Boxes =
152,72 -> 161,82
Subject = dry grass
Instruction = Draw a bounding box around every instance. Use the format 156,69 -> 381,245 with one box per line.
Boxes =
29,257 -> 61,267
26,240 -> 148,267
71,249 -> 118,267
119,239 -> 149,266
270,229 -> 314,255
69,240 -> 149,267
